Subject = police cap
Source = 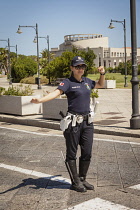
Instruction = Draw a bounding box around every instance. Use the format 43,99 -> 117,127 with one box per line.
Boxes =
71,56 -> 87,67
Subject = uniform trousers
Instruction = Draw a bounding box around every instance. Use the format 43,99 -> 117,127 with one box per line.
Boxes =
64,120 -> 94,161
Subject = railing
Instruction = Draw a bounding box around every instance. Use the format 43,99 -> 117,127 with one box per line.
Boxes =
64,34 -> 103,42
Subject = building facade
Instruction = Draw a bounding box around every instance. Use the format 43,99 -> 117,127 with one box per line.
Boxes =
51,33 -> 140,68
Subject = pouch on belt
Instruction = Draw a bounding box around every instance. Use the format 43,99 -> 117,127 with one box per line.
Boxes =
88,111 -> 94,124
60,115 -> 71,131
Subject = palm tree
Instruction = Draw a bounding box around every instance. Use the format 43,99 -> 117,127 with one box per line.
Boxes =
0,48 -> 8,74
41,48 -> 54,61
40,48 -> 55,84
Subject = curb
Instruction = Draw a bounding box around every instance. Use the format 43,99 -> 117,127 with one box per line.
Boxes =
94,128 -> 140,138
0,115 -> 60,130
0,115 -> 140,138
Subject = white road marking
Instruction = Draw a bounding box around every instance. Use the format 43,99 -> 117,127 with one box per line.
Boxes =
0,163 -> 71,185
0,163 -> 137,210
64,197 -> 136,210
129,184 -> 140,190
0,126 -> 140,146
29,160 -> 40,162
94,138 -> 140,146
0,126 -> 62,137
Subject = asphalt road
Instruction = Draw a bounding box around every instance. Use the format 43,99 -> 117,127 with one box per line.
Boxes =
0,122 -> 140,210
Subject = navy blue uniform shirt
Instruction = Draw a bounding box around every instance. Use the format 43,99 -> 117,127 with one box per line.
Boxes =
57,76 -> 95,114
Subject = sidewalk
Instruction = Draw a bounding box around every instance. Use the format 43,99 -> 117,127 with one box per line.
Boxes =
0,76 -> 140,138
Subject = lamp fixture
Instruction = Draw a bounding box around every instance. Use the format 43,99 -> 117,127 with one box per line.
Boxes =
16,27 -> 22,34
33,37 -> 37,43
108,22 -> 115,29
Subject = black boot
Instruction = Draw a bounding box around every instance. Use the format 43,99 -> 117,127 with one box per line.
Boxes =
66,160 -> 87,192
79,158 -> 94,190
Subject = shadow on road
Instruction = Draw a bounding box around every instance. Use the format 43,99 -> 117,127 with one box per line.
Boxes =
0,176 -> 70,194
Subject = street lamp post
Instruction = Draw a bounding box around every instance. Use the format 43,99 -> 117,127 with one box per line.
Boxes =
34,35 -> 51,84
46,35 -> 51,84
98,53 -> 101,66
47,35 -> 50,64
130,0 -> 140,129
108,19 -> 128,87
16,23 -> 41,89
9,45 -> 18,59
0,38 -> 12,84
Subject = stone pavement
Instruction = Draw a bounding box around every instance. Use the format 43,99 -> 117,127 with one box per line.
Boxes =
0,76 -> 140,138
0,124 -> 140,209
0,76 -> 140,209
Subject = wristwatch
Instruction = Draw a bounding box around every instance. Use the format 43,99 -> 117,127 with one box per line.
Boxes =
100,72 -> 106,75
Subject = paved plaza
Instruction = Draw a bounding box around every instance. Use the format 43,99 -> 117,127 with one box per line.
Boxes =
0,125 -> 140,209
0,76 -> 140,138
0,76 -> 140,209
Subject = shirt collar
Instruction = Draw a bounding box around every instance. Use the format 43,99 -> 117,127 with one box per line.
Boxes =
69,76 -> 84,83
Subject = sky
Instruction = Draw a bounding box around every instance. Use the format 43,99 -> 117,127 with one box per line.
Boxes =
0,0 -> 140,56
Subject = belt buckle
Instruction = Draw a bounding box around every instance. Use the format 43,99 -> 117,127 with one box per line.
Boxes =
77,115 -> 83,123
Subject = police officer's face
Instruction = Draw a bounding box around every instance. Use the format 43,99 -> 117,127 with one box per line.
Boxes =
71,64 -> 86,77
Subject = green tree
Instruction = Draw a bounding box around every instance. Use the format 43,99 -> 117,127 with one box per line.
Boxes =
117,60 -> 140,75
117,60 -> 132,75
0,48 -> 8,74
41,48 -> 49,59
11,56 -> 37,82
44,47 -> 96,81
77,47 -> 96,71
40,48 -> 55,76
10,52 -> 17,59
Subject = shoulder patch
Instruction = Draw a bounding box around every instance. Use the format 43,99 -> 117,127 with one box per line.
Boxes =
59,82 -> 64,86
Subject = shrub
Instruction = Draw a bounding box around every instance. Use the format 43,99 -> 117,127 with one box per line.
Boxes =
95,75 -> 116,80
0,87 -> 5,95
0,85 -> 33,96
105,75 -> 116,80
11,56 -> 37,82
90,89 -> 99,98
20,76 -> 48,84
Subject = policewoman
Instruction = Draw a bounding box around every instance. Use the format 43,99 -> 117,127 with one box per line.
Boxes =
31,56 -> 105,192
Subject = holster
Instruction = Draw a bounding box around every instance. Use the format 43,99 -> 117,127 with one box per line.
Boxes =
60,115 -> 71,131
88,111 -> 94,124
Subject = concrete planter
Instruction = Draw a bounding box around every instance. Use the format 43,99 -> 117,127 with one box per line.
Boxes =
0,95 -> 42,116
43,98 -> 68,120
43,97 -> 97,120
103,80 -> 116,89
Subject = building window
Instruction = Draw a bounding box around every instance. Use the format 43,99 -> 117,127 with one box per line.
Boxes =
112,52 -> 113,57
114,52 -> 116,57
104,52 -> 109,58
117,52 -> 119,57
114,60 -> 116,67
103,60 -> 106,67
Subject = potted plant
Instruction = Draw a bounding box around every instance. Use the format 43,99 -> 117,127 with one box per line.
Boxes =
103,75 -> 116,89
0,85 -> 41,116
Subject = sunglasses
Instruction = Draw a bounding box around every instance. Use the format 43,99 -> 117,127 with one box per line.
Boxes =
74,64 -> 86,70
